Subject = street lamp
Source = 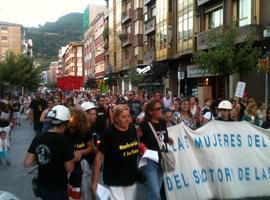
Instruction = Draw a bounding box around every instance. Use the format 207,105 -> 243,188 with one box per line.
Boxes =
263,25 -> 270,107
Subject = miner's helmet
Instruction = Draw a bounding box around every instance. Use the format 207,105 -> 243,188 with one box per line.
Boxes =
218,100 -> 232,110
48,105 -> 70,124
80,101 -> 96,112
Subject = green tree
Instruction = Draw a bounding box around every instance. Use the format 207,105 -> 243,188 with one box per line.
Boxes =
0,53 -> 41,91
193,26 -> 261,97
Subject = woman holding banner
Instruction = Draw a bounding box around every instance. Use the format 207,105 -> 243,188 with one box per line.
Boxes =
137,99 -> 174,200
178,98 -> 197,129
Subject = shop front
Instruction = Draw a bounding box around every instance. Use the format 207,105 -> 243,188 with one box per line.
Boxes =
179,65 -> 223,103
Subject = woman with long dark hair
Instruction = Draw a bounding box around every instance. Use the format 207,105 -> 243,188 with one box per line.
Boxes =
65,108 -> 94,199
137,99 -> 174,200
178,98 -> 196,130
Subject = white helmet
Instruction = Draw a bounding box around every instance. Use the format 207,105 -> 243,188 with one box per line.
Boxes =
48,105 -> 70,124
81,102 -> 96,112
218,100 -> 232,110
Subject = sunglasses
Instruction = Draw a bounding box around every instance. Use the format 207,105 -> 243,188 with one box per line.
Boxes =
152,107 -> 162,111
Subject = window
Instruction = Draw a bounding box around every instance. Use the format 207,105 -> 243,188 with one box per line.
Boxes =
208,8 -> 223,29
150,5 -> 156,18
134,0 -> 143,8
238,0 -> 251,26
134,20 -> 143,34
126,24 -> 131,34
1,27 -> 8,33
1,36 -> 8,41
177,0 -> 193,53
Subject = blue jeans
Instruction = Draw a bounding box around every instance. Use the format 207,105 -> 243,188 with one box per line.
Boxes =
141,159 -> 163,200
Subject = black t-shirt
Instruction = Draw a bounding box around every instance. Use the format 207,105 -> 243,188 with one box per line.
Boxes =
67,132 -> 91,160
28,132 -> 74,191
139,119 -> 169,152
29,99 -> 47,130
127,100 -> 142,123
94,106 -> 108,135
66,131 -> 91,187
98,124 -> 139,186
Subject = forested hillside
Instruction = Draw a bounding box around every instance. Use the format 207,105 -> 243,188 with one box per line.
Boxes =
25,13 -> 83,60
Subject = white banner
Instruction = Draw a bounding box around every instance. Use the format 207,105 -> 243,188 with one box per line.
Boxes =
165,121 -> 270,200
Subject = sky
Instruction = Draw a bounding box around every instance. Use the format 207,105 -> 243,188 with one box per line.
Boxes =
0,0 -> 106,27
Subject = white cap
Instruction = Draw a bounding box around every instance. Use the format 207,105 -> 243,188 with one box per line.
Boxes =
48,105 -> 70,124
218,100 -> 232,110
80,101 -> 96,112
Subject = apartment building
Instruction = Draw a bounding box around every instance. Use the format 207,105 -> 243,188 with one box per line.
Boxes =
196,0 -> 270,100
47,62 -> 59,83
0,21 -> 24,61
63,41 -> 84,77
84,12 -> 107,82
103,0 -> 269,100
83,4 -> 106,33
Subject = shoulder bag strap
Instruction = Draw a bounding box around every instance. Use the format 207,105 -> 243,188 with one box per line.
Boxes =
148,122 -> 163,151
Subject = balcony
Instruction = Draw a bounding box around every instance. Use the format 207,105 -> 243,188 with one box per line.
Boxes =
197,27 -> 222,50
121,33 -> 133,47
143,48 -> 156,65
134,8 -> 144,21
197,25 -> 263,50
134,34 -> 143,46
122,59 -> 133,70
122,9 -> 133,24
144,17 -> 156,35
144,0 -> 154,6
235,24 -> 263,43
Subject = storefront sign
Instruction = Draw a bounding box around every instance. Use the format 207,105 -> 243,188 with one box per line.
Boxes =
165,121 -> 270,200
187,65 -> 215,78
137,65 -> 151,74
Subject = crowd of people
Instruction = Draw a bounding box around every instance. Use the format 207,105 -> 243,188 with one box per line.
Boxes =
0,88 -> 269,200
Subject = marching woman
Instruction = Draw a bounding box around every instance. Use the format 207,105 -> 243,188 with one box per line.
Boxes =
40,98 -> 55,134
178,98 -> 197,130
91,104 -> 140,200
65,108 -> 94,199
136,99 -> 174,200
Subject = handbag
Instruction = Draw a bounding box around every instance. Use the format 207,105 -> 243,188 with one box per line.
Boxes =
148,122 -> 175,172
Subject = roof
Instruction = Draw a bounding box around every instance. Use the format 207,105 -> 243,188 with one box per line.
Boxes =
0,21 -> 23,27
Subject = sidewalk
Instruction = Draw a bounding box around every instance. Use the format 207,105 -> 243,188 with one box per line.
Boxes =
0,115 -> 37,199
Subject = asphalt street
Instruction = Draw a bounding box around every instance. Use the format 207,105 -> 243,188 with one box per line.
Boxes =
0,116 -> 148,200
0,115 -> 37,200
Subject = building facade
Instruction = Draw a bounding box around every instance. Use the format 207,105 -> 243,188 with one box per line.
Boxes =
196,0 -> 270,101
98,0 -> 269,101
0,21 -> 24,61
63,42 -> 84,77
47,61 -> 59,83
